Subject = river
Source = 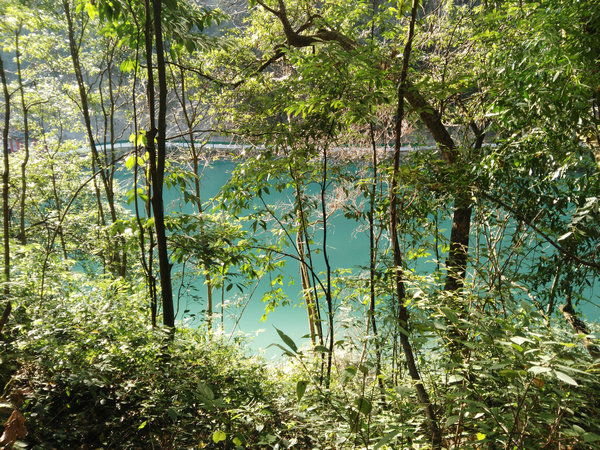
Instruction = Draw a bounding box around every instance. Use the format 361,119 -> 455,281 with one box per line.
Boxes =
123,158 -> 599,359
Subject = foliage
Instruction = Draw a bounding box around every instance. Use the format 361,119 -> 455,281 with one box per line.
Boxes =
5,283 -> 308,448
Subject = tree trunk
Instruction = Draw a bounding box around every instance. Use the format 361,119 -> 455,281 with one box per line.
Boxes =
100,40 -> 128,277
560,300 -> 600,360
321,145 -> 334,388
176,66 -> 213,333
368,123 -> 383,389
63,0 -> 122,274
0,55 -> 11,337
292,178 -> 323,348
191,145 -> 214,332
146,0 -> 175,328
389,1 -> 442,446
402,86 -> 472,294
15,26 -> 29,246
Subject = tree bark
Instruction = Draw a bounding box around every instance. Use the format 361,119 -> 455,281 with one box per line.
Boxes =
0,55 -> 11,337
15,26 -> 29,246
402,86 -> 472,292
145,0 -> 175,328
368,123 -> 383,389
291,176 -> 323,348
99,40 -> 128,277
389,1 -> 442,447
296,229 -> 318,345
560,300 -> 600,360
321,145 -> 334,388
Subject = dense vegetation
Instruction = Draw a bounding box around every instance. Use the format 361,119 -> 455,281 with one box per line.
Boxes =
0,0 -> 599,448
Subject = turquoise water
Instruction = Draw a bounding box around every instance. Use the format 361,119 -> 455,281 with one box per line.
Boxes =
124,159 -> 599,358
162,159 -> 371,358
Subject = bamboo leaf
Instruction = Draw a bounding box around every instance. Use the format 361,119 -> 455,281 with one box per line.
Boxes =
275,327 -> 297,353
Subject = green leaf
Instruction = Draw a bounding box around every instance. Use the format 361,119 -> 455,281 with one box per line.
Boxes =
511,343 -> 524,352
528,366 -> 551,375
213,430 -> 227,443
267,343 -> 295,357
85,2 -> 98,20
184,38 -> 195,53
138,421 -> 147,430
296,380 -> 308,401
440,307 -> 459,324
198,382 -> 214,400
275,327 -> 297,353
477,432 -> 486,441
499,369 -> 521,378
313,345 -> 330,353
446,415 -> 460,427
554,370 -> 578,386
448,374 -> 464,384
356,396 -> 372,415
374,428 -> 400,449
510,336 -> 533,346
125,155 -> 136,170
120,59 -> 134,73
343,366 -> 357,380
583,432 -> 600,443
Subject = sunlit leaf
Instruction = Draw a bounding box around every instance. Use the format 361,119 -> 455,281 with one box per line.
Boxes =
554,370 -> 578,386
275,327 -> 297,353
212,430 -> 226,443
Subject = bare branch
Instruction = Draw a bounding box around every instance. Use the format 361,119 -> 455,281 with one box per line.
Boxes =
254,0 -> 280,16
479,191 -> 600,270
165,60 -> 225,85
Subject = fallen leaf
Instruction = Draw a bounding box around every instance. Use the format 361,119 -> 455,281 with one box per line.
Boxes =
0,410 -> 27,448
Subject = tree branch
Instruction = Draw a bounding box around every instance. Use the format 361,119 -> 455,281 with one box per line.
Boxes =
479,191 -> 600,270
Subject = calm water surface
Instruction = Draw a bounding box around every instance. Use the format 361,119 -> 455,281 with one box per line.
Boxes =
125,159 -> 599,358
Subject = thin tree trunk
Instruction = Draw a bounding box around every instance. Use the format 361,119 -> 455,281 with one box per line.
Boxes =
191,145 -> 213,333
48,158 -> 69,260
389,1 -> 442,446
296,172 -> 324,346
127,28 -> 158,326
176,66 -> 213,333
368,123 -> 383,389
321,145 -> 334,388
146,0 -> 175,328
292,178 -> 323,348
100,40 -> 128,277
0,55 -> 11,337
63,0 -> 124,275
15,26 -> 29,245
296,229 -> 316,345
